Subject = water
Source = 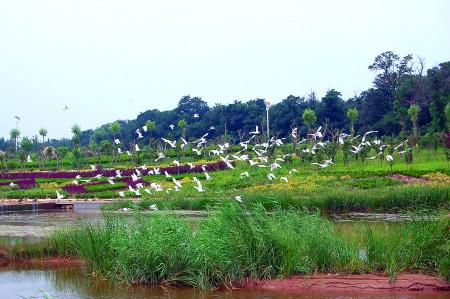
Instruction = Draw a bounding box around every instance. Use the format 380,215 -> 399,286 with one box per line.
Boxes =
0,265 -> 446,299
0,206 -> 447,299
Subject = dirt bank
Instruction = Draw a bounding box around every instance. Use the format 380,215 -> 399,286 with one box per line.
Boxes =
0,248 -> 84,268
245,273 -> 450,293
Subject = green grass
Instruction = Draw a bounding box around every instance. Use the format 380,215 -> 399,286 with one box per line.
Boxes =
40,203 -> 449,289
1,148 -> 449,213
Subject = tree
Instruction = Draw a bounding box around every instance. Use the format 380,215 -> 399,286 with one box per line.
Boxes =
71,124 -> 82,147
110,122 -> 121,138
110,122 -> 121,166
302,109 -> 316,134
145,120 -> 156,161
19,138 -> 33,170
407,104 -> 421,145
178,119 -> 187,138
0,150 -> 7,172
38,127 -> 48,144
317,89 -> 346,129
176,95 -> 209,118
10,128 -> 20,152
346,108 -> 359,136
71,124 -> 82,169
445,102 -> 450,130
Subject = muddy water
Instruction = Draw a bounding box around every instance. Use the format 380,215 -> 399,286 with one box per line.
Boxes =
0,265 -> 447,299
0,206 -> 446,298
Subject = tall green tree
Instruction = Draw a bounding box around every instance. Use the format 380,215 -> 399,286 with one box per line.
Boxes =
408,104 -> 421,145
10,128 -> 20,152
110,122 -> 121,166
38,127 -> 48,144
346,108 -> 358,136
445,102 -> 450,131
302,109 -> 316,134
71,124 -> 82,169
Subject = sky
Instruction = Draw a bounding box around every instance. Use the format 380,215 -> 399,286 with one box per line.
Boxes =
1,0 -> 449,139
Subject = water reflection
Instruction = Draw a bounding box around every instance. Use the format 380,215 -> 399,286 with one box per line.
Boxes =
0,265 -> 447,299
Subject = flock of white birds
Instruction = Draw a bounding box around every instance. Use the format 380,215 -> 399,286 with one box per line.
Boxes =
15,110 -> 408,207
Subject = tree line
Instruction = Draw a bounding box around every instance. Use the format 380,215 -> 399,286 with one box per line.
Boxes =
1,51 -> 449,153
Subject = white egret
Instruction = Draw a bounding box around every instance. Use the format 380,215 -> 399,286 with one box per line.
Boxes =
56,191 -> 64,200
162,138 -> 177,148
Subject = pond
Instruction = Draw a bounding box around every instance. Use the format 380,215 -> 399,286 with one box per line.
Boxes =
0,204 -> 447,299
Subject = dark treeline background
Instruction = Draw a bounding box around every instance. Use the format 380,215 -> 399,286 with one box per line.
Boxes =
1,51 -> 449,150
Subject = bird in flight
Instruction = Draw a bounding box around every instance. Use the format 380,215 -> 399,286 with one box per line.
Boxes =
63,105 -> 69,111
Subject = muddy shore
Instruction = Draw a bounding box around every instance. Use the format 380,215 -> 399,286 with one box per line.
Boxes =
1,252 -> 448,293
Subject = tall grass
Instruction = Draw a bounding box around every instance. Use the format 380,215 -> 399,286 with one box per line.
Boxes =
45,203 -> 450,289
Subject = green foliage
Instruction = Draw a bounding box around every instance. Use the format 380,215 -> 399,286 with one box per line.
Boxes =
45,205 -> 449,288
302,108 -> 316,129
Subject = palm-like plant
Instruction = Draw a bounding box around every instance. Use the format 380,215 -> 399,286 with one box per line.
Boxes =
145,120 -> 156,162
178,119 -> 187,159
71,124 -> 82,146
346,108 -> 358,136
10,128 -> 20,152
0,150 -> 6,172
407,104 -> 421,146
302,109 -> 316,135
110,122 -> 121,166
38,127 -> 48,144
71,124 -> 82,169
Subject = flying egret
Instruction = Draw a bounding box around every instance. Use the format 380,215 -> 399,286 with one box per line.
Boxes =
114,139 -> 120,145
204,172 -> 212,180
173,177 -> 182,189
234,195 -> 243,203
56,191 -> 64,200
169,124 -> 175,130
267,173 -> 276,180
162,138 -> 177,148
155,152 -> 166,161
194,181 -> 205,192
250,126 -> 260,135
194,113 -> 199,118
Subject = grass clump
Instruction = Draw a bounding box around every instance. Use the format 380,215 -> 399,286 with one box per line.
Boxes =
47,203 -> 450,289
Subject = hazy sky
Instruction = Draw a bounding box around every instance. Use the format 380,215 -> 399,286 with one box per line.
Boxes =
1,0 -> 449,139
